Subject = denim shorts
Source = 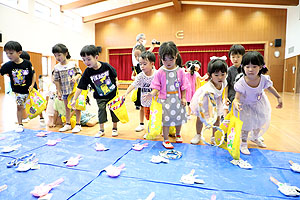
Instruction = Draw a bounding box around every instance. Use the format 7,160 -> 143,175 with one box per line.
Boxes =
62,94 -> 69,100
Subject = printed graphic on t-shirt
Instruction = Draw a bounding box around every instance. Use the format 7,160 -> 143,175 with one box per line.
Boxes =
90,70 -> 115,96
12,69 -> 29,86
141,83 -> 152,93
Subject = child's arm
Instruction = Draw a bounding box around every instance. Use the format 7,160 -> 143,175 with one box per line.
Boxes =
123,84 -> 135,98
29,71 -> 36,91
181,89 -> 187,106
233,92 -> 242,112
116,77 -> 119,87
267,86 -> 283,108
131,71 -> 136,80
54,81 -> 62,100
70,88 -> 82,108
144,89 -> 159,100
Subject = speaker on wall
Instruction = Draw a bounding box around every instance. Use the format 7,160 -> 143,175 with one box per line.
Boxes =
97,46 -> 102,54
275,39 -> 281,47
0,33 -> 2,43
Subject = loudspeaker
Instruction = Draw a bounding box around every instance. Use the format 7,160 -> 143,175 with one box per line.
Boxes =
275,39 -> 281,47
97,46 -> 102,54
0,33 -> 2,43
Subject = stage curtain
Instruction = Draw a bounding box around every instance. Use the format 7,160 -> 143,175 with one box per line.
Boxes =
109,44 -> 264,81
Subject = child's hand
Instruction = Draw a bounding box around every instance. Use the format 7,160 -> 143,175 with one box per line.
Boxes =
71,77 -> 76,83
143,93 -> 153,101
225,98 -> 231,106
57,91 -> 62,100
116,81 -> 120,87
70,100 -> 76,109
28,85 -> 34,92
181,97 -> 187,106
276,97 -> 283,109
233,100 -> 242,111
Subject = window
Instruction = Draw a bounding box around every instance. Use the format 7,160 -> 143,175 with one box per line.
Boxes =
42,56 -> 48,76
0,0 -> 29,12
34,1 -> 51,19
34,0 -> 60,23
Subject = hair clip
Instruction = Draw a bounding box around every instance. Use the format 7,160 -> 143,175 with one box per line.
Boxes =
263,65 -> 266,68
210,56 -> 227,61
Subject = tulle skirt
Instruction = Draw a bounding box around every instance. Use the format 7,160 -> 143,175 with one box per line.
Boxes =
239,93 -> 271,138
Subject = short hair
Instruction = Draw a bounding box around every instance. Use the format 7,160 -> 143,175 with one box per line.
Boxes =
241,51 -> 268,75
133,44 -> 146,53
20,51 -> 30,60
228,44 -> 245,58
4,41 -> 22,52
80,45 -> 99,57
140,51 -> 156,63
207,59 -> 228,75
136,33 -> 145,42
52,43 -> 71,59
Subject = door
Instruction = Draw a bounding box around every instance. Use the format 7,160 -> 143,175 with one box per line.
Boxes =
284,56 -> 297,93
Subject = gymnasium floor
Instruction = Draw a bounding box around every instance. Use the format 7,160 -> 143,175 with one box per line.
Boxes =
0,90 -> 300,199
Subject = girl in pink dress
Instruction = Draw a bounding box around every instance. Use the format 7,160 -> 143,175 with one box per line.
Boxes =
233,51 -> 283,155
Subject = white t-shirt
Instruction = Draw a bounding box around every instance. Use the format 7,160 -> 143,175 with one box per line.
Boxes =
131,69 -> 156,107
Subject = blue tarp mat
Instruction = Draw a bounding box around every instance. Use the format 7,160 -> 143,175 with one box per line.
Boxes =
26,134 -> 135,173
1,129 -> 300,200
0,129 -> 70,157
0,160 -> 97,200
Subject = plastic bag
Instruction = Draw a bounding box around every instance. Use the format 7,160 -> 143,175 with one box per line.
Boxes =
146,97 -> 162,140
67,82 -> 88,111
131,89 -> 138,102
25,88 -> 47,119
216,109 -> 243,160
107,95 -> 129,124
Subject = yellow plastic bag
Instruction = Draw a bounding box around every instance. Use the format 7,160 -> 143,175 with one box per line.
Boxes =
131,89 -> 138,102
146,97 -> 162,140
168,126 -> 176,137
25,88 -> 47,119
67,82 -> 88,111
216,109 -> 243,160
196,78 -> 207,90
107,95 -> 129,124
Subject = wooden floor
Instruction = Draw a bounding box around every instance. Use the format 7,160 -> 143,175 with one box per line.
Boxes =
1,90 -> 300,153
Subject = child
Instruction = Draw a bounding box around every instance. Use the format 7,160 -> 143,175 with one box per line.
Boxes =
190,58 -> 228,145
70,45 -> 119,137
131,44 -> 146,132
185,60 -> 203,119
233,51 -> 282,155
146,41 -> 188,149
226,44 -> 245,111
20,51 -> 46,126
52,43 -> 82,133
123,51 -> 156,136
0,41 -> 36,132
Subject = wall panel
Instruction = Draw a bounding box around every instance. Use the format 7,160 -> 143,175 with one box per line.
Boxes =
95,4 -> 287,91
0,47 -> 4,94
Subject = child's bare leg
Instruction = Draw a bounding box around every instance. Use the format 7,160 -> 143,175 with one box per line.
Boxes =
175,125 -> 183,143
63,99 -> 71,123
48,116 -> 54,127
100,123 -> 104,131
86,117 -> 98,127
139,106 -> 144,124
17,105 -> 23,124
112,122 -> 117,130
251,128 -> 266,148
162,126 -> 169,141
212,117 -> 220,138
75,110 -> 81,124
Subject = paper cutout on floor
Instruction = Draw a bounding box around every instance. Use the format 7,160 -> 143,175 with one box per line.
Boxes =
105,163 -> 125,177
1,144 -> 22,153
132,143 -> 148,151
30,178 -> 64,198
180,169 -> 205,185
270,176 -> 300,197
95,143 -> 109,151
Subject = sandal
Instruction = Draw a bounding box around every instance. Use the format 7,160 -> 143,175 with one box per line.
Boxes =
162,141 -> 174,149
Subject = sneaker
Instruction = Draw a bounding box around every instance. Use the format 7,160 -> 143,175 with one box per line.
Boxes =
15,124 -> 24,133
143,133 -> 148,139
135,124 -> 144,132
211,136 -> 216,145
59,124 -> 72,132
240,142 -> 250,155
22,118 -> 30,123
176,135 -> 183,143
191,134 -> 201,144
162,141 -> 174,149
251,139 -> 267,148
95,130 -> 105,137
112,129 -> 118,137
40,118 -> 46,127
72,125 -> 82,133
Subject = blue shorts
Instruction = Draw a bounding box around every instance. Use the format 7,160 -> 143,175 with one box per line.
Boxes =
62,94 -> 69,100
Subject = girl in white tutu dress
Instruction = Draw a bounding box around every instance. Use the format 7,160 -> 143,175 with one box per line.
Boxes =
233,51 -> 282,155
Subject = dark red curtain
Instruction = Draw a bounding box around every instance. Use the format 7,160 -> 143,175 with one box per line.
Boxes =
109,44 -> 264,81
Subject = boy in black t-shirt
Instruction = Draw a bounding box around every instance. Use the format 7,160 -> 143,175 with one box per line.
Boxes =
0,41 -> 36,132
71,45 -> 119,137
